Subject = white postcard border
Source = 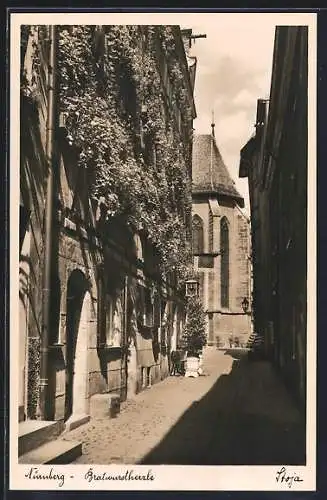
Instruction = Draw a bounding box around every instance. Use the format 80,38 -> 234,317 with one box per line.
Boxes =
9,11 -> 317,492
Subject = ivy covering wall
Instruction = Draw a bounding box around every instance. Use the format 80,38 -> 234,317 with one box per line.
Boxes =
57,25 -> 193,286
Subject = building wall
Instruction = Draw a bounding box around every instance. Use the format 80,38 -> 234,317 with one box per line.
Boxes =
19,25 -> 194,425
242,26 -> 308,409
270,30 -> 307,406
267,27 -> 307,408
20,32 -> 49,420
49,172 -> 186,421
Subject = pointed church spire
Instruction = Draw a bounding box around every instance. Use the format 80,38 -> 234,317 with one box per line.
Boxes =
211,109 -> 215,138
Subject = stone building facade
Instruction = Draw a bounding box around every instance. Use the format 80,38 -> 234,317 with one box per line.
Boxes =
19,25 -> 196,429
239,26 -> 308,409
192,127 -> 251,347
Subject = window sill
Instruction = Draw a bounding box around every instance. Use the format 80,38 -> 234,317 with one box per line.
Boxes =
98,344 -> 122,350
220,308 -> 231,314
49,342 -> 64,349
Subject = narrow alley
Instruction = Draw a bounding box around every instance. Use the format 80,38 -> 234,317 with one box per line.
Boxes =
16,22 -> 310,483
63,347 -> 306,466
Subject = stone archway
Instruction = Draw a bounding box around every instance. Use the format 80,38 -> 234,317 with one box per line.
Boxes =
64,270 -> 90,426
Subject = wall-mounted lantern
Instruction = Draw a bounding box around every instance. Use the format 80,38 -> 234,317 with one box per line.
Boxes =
241,296 -> 249,314
185,278 -> 199,298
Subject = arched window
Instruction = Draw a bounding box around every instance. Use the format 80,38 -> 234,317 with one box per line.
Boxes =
192,214 -> 204,254
209,211 -> 214,253
220,217 -> 229,308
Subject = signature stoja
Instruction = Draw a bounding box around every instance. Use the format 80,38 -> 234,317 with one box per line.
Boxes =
276,466 -> 304,488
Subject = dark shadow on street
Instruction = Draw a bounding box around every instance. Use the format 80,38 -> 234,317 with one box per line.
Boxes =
139,353 -> 306,466
223,348 -> 249,360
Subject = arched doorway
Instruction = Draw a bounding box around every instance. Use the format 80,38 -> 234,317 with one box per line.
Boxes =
64,270 -> 90,423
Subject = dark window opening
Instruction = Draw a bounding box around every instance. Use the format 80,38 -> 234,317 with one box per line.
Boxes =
220,217 -> 229,308
192,214 -> 204,254
209,211 -> 214,253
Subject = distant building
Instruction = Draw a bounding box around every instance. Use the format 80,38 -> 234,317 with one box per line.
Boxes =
239,26 -> 308,409
192,124 -> 251,347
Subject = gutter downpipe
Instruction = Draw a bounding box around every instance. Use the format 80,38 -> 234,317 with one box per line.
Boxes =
39,25 -> 58,420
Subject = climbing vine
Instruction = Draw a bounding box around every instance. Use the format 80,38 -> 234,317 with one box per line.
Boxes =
57,25 -> 193,284
20,25 -> 41,104
27,337 -> 40,419
20,25 -> 193,285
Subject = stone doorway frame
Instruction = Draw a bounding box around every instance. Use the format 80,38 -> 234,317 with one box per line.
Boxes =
64,269 -> 91,430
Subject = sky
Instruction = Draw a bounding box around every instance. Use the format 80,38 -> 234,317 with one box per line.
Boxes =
186,15 -> 278,212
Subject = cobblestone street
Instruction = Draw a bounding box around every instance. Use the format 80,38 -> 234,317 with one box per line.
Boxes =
63,347 -> 305,465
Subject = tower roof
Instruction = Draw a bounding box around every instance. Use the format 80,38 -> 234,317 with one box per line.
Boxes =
192,134 -> 244,207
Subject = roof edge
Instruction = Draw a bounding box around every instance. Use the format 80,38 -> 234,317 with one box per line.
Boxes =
192,190 -> 245,208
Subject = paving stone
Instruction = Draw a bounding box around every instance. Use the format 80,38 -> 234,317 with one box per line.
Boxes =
63,347 -> 305,465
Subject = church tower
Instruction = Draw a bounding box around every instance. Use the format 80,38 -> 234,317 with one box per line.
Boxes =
192,120 -> 251,347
